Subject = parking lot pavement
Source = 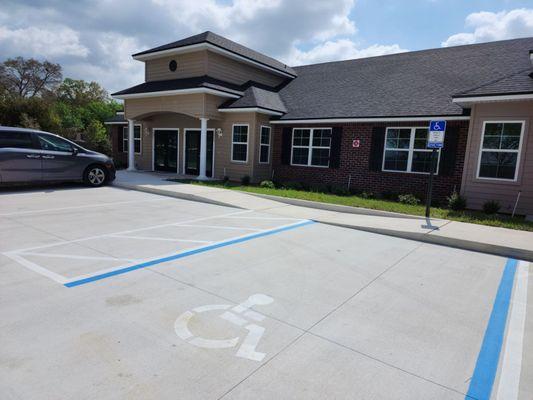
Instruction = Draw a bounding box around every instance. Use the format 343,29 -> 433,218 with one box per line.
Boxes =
1,185 -> 531,399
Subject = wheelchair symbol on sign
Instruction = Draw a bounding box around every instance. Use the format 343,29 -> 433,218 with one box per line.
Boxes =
174,294 -> 274,361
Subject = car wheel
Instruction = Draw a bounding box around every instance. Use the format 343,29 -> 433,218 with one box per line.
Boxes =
84,165 -> 108,187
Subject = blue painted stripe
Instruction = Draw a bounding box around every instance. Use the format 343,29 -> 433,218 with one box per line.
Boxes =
465,258 -> 517,400
64,220 -> 315,288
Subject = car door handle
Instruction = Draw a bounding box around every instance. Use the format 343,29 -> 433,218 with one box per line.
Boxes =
26,154 -> 41,159
42,155 -> 55,159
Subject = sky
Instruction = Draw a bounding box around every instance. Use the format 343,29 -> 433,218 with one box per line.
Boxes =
1,0 -> 533,94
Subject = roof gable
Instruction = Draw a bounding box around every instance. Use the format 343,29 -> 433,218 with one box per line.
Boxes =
133,31 -> 296,78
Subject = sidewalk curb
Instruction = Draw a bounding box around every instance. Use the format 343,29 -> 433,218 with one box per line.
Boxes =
112,182 -> 243,209
320,221 -> 533,262
246,192 -> 424,220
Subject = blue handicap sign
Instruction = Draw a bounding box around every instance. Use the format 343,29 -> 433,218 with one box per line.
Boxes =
429,120 -> 446,132
428,120 -> 446,149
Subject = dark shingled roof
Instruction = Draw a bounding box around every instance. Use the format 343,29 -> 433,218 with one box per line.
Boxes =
112,76 -> 244,97
104,112 -> 126,124
276,37 -> 533,120
133,31 -> 296,77
220,86 -> 287,113
454,68 -> 533,98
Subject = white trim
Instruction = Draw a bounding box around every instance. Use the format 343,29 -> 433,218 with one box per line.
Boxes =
113,87 -> 240,100
259,125 -> 271,164
152,128 -> 180,173
183,128 -> 216,177
231,124 -> 249,163
116,111 -> 124,115
271,116 -> 471,124
122,124 -> 142,155
219,107 -> 284,116
475,120 -> 525,182
382,127 -> 441,175
132,42 -> 296,79
453,93 -> 533,103
290,127 -> 332,168
104,121 -> 127,125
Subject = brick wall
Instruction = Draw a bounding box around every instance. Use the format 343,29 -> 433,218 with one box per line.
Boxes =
271,120 -> 469,203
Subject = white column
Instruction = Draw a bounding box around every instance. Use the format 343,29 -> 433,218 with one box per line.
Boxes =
127,119 -> 136,171
197,117 -> 209,180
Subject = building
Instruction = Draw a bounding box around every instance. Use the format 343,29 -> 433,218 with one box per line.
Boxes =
106,32 -> 533,217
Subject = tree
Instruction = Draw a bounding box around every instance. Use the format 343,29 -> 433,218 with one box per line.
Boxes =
57,78 -> 108,105
0,57 -> 62,98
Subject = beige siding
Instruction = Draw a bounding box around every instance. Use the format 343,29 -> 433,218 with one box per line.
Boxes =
145,51 -> 208,82
212,112 -> 258,180
124,93 -> 224,120
206,52 -> 286,87
461,101 -> 533,216
253,114 -> 273,182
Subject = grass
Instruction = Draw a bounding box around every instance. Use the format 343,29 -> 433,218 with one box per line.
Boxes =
170,179 -> 533,232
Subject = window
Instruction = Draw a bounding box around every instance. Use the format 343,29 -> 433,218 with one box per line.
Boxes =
0,131 -> 34,149
259,126 -> 271,164
37,134 -> 74,152
383,127 -> 439,173
122,125 -> 141,154
477,121 -> 523,181
291,128 -> 332,167
232,125 -> 248,162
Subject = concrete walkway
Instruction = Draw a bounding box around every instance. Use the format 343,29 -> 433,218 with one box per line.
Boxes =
113,170 -> 533,261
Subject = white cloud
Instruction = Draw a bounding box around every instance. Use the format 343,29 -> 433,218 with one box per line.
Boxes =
287,39 -> 407,66
0,0 -> 403,92
0,25 -> 89,58
442,8 -> 533,47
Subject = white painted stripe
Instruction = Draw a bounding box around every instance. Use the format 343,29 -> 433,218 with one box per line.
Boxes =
222,216 -> 300,221
63,219 -> 309,285
0,198 -> 169,217
3,252 -> 68,284
110,235 -> 213,244
177,224 -> 262,231
5,209 -> 253,254
19,252 -> 140,262
496,260 -> 529,400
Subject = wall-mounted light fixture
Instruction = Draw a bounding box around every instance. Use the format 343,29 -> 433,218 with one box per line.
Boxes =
216,128 -> 223,138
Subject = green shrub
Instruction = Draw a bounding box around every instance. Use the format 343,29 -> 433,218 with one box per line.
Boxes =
241,175 -> 250,186
447,191 -> 467,211
398,194 -> 421,206
332,186 -> 350,196
360,191 -> 375,199
483,200 -> 501,215
284,181 -> 304,191
381,191 -> 399,201
260,180 -> 275,189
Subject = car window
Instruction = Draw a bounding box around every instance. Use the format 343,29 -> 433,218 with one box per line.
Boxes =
0,131 -> 35,149
37,134 -> 73,152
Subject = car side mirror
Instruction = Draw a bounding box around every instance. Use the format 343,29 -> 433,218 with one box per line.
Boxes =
72,147 -> 79,155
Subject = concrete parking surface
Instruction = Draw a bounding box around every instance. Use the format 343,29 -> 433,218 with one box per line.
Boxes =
0,185 -> 531,399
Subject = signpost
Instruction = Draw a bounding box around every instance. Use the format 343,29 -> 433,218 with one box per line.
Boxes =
425,121 -> 446,218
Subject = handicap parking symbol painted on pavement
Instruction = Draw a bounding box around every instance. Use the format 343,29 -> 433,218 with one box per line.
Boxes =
174,294 -> 274,361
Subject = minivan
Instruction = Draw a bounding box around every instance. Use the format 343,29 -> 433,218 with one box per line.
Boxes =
0,127 -> 115,187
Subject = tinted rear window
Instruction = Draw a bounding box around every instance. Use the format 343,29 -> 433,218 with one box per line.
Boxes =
0,131 -> 34,149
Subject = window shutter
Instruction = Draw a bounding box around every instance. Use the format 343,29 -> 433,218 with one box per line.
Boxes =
329,127 -> 343,168
117,127 -> 124,152
369,126 -> 386,171
281,127 -> 292,165
438,126 -> 459,176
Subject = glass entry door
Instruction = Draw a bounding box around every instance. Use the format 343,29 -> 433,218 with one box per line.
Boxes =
185,130 -> 213,177
154,129 -> 178,172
